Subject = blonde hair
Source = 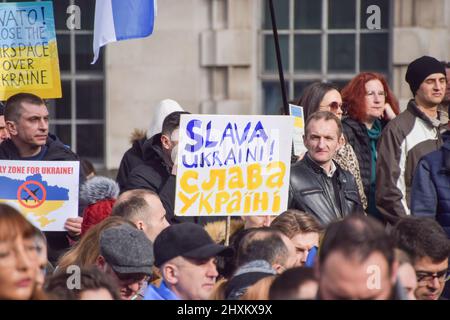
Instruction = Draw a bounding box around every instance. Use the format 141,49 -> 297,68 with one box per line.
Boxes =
209,279 -> 228,300
0,204 -> 47,300
239,275 -> 276,300
0,203 -> 35,242
57,216 -> 135,271
271,209 -> 324,239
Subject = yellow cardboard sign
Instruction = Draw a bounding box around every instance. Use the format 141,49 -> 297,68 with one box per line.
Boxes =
0,2 -> 61,100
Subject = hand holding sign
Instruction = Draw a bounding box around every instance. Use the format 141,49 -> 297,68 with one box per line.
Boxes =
64,217 -> 83,238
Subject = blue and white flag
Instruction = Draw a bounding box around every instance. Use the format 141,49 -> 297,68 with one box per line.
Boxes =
92,0 -> 157,64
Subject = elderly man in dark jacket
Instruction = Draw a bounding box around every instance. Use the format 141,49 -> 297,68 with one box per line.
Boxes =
288,111 -> 363,226
411,130 -> 450,238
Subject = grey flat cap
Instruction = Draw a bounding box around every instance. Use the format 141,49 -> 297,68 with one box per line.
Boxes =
100,224 -> 154,275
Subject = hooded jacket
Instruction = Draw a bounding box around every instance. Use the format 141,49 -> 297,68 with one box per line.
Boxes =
122,133 -> 191,224
411,130 -> 450,238
117,98 -> 184,189
120,133 -> 219,225
116,131 -> 147,190
376,100 -> 445,224
0,133 -> 85,265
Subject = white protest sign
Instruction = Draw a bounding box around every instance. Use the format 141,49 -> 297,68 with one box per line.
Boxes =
0,160 -> 79,231
175,115 -> 294,216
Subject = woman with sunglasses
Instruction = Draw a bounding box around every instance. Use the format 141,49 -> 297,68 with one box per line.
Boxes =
341,72 -> 399,221
0,204 -> 46,300
296,82 -> 367,208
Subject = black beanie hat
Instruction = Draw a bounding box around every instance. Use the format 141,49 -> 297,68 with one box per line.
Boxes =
405,56 -> 446,95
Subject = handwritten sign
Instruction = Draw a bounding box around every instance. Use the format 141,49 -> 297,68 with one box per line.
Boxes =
175,115 -> 294,216
0,1 -> 61,99
0,160 -> 79,231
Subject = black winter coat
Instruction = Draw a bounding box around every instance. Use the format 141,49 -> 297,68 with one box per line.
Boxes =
342,117 -> 386,200
116,136 -> 147,191
122,134 -> 198,224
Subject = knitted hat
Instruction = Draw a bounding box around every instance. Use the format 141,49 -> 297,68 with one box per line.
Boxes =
80,176 -> 119,205
81,198 -> 116,235
405,56 -> 446,95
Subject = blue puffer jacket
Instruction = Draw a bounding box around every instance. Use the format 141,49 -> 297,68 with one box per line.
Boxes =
411,131 -> 450,238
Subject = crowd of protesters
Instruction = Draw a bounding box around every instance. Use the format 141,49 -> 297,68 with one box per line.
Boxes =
0,56 -> 449,300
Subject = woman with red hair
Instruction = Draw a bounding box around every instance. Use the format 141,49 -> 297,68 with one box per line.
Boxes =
341,72 -> 399,221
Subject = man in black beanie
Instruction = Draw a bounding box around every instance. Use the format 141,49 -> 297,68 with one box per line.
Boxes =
376,55 -> 447,225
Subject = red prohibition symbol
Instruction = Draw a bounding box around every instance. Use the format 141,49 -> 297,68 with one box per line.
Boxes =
17,181 -> 47,209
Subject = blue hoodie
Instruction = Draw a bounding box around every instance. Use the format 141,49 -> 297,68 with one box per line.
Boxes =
143,280 -> 180,300
411,130 -> 450,238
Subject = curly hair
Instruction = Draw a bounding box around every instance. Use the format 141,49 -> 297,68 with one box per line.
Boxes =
341,72 -> 399,123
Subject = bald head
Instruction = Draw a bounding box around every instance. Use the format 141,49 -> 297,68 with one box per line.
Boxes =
237,228 -> 297,272
113,189 -> 169,241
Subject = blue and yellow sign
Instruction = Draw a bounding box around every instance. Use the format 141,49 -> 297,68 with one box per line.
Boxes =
0,1 -> 61,99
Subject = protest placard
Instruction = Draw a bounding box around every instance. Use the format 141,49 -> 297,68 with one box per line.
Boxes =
0,1 -> 61,99
175,115 -> 294,216
289,104 -> 307,157
0,160 -> 79,231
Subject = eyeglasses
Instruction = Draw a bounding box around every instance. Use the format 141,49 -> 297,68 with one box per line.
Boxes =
365,91 -> 387,98
416,270 -> 450,285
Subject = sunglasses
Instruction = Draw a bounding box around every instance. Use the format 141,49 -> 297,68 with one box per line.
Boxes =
320,101 -> 343,111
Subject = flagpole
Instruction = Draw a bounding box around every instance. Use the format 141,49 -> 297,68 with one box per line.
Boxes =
268,0 -> 289,115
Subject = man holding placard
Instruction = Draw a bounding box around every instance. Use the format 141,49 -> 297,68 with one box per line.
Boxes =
288,111 -> 363,226
0,92 -> 84,264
